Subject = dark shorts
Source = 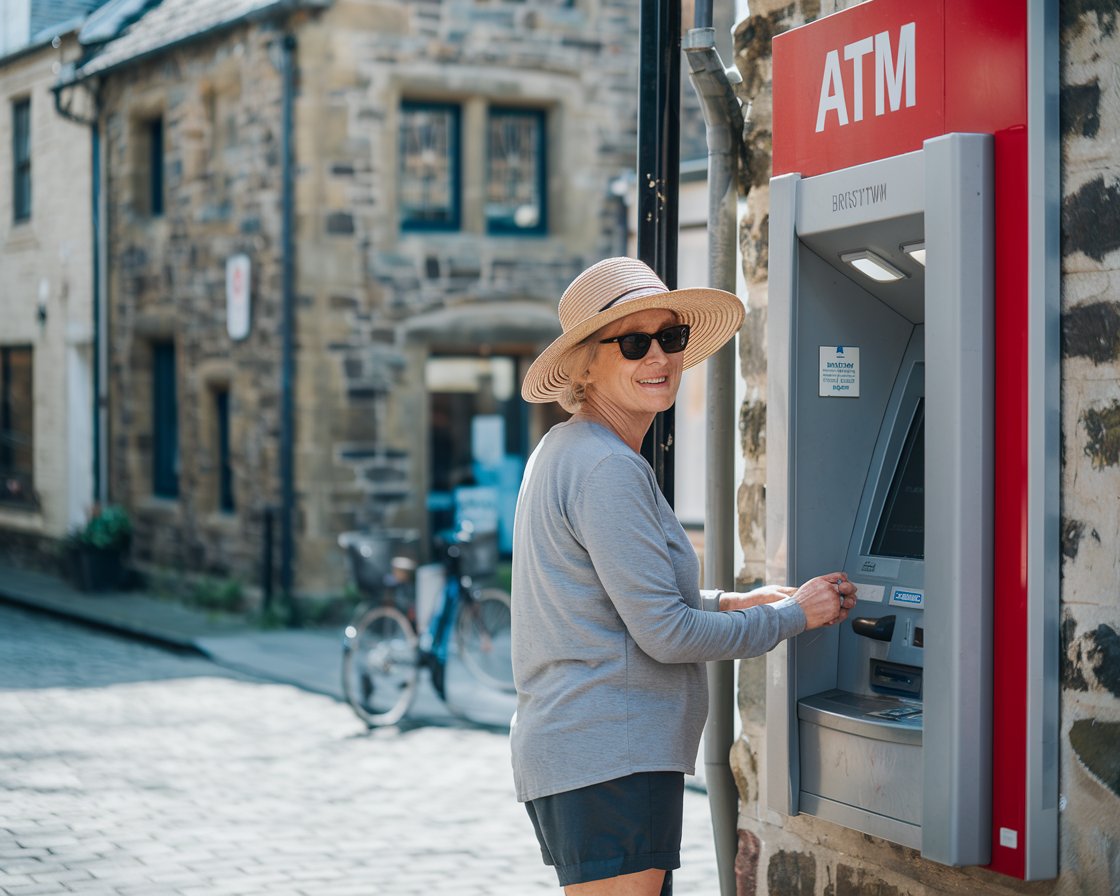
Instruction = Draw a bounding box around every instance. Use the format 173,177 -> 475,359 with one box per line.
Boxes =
524,771 -> 684,890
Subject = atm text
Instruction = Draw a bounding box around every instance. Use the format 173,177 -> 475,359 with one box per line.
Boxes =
832,183 -> 887,212
816,22 -> 917,133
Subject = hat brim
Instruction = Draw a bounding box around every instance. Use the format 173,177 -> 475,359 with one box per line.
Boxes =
521,287 -> 746,403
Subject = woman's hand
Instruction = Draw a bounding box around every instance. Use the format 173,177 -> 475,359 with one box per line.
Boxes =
792,572 -> 857,630
719,584 -> 796,611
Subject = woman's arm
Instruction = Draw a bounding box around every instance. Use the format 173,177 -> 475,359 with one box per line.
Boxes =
717,585 -> 797,612
713,579 -> 856,628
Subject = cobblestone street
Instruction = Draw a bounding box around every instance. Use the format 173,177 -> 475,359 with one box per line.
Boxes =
0,604 -> 721,895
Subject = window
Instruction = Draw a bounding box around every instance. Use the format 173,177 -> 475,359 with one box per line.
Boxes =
152,341 -> 178,498
0,346 -> 34,506
215,388 -> 234,513
486,108 -> 546,235
147,117 -> 165,217
133,115 -> 165,217
12,99 -> 31,222
399,102 -> 460,231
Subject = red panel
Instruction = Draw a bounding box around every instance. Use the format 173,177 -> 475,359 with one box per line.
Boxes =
944,0 -> 1028,135
988,123 -> 1030,881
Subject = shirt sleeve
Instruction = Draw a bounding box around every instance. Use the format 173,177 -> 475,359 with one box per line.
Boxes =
570,452 -> 806,663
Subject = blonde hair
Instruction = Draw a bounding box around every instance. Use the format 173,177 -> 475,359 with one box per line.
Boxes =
557,340 -> 599,414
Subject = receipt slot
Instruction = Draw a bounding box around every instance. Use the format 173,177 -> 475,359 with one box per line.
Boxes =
765,134 -> 993,865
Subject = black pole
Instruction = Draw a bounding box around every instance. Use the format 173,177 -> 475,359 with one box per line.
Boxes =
262,506 -> 274,613
91,119 -> 103,503
279,34 -> 297,621
636,0 -> 681,503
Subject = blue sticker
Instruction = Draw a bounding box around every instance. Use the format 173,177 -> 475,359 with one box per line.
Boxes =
891,588 -> 924,607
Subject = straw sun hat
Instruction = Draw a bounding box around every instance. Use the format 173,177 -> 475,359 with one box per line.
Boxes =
521,256 -> 746,403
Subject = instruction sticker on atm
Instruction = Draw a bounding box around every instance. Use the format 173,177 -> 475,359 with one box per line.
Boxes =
819,346 -> 860,397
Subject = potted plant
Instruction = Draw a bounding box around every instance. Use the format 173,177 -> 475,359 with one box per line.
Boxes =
68,504 -> 133,592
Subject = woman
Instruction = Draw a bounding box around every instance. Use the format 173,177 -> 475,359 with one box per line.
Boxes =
511,257 -> 854,895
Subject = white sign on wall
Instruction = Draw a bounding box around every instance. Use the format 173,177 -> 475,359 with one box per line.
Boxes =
226,254 -> 251,341
819,345 -> 860,397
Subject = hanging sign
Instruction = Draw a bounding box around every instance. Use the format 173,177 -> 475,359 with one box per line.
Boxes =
226,254 -> 251,341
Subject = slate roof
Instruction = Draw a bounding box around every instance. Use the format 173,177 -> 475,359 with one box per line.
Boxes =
67,0 -> 326,81
29,0 -> 111,42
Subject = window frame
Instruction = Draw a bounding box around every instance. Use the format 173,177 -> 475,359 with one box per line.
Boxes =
214,387 -> 235,513
0,345 -> 35,508
151,341 -> 179,499
485,106 -> 548,236
398,100 -> 462,233
147,116 -> 165,218
12,98 -> 31,223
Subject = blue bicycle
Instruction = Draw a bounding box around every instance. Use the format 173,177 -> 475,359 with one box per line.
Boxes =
341,522 -> 514,727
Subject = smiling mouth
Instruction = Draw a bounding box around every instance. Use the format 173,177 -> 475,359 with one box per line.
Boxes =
639,376 -> 667,385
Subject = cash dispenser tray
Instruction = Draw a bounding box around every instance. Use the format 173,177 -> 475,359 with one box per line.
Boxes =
797,690 -> 923,849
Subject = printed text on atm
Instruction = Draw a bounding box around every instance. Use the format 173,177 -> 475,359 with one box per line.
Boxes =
832,183 -> 887,212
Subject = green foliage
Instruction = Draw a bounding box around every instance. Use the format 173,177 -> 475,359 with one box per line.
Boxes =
253,603 -> 292,630
74,504 -> 133,552
187,577 -> 245,614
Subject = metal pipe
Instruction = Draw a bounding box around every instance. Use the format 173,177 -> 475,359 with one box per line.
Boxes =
636,0 -> 681,503
51,76 -> 106,505
93,111 -> 107,503
684,25 -> 745,896
694,0 -> 713,30
262,506 -> 274,613
279,33 -> 297,619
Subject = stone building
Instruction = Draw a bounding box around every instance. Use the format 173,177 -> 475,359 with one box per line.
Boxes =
726,1 -> 1120,894
54,0 -> 652,595
0,1 -> 101,558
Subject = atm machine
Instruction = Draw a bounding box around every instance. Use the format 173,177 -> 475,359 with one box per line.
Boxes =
765,133 -> 994,866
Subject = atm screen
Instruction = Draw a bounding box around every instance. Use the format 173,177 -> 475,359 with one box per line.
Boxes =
869,400 -> 925,560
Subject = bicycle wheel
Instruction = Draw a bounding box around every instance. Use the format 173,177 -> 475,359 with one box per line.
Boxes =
342,606 -> 419,727
455,587 -> 515,693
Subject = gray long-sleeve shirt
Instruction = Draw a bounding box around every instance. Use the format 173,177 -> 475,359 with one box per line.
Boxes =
509,419 -> 806,802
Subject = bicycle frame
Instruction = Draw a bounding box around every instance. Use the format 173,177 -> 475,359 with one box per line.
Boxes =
419,576 -> 464,698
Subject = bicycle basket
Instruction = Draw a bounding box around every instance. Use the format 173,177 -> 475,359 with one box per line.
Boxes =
338,529 -> 418,595
457,528 -> 499,579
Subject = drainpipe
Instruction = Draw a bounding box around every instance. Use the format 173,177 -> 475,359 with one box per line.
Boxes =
278,33 -> 297,619
684,16 -> 745,896
52,73 -> 106,506
93,100 -> 107,504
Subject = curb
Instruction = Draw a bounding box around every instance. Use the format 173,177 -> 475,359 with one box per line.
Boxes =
0,587 -> 209,655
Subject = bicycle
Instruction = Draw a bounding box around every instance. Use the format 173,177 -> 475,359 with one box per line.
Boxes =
340,521 -> 514,727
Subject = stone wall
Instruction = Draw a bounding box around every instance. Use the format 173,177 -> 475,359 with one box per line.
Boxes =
97,0 -> 643,595
729,2 -> 1120,894
100,20 -> 292,586
1053,1 -> 1120,887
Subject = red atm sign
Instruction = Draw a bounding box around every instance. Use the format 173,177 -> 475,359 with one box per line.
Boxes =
772,0 -> 1026,178
773,3 -> 944,175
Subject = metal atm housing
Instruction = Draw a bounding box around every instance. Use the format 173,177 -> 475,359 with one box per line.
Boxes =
766,133 -> 994,866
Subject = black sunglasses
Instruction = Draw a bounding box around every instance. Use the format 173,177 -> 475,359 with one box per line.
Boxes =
599,324 -> 690,360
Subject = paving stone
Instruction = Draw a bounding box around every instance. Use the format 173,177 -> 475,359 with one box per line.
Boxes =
0,603 -> 721,895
